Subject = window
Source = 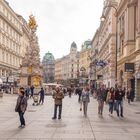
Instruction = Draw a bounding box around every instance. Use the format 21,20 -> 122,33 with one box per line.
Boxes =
2,51 -> 4,62
119,13 -> 125,34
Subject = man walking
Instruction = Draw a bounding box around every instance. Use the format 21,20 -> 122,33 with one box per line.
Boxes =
30,85 -> 34,98
15,87 -> 27,128
38,87 -> 45,105
75,86 -> 82,102
52,86 -> 64,120
96,84 -> 106,116
115,86 -> 125,117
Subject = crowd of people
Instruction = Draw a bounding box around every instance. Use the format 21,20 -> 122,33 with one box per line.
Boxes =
14,84 -> 135,128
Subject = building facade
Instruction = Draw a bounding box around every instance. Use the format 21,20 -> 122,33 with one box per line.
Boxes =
96,0 -> 118,88
54,58 -> 62,83
42,52 -> 55,83
79,40 -> 91,85
117,0 -> 140,100
90,30 -> 99,89
0,0 -> 23,84
54,42 -> 79,86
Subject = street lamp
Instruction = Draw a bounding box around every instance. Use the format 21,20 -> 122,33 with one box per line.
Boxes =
100,4 -> 118,87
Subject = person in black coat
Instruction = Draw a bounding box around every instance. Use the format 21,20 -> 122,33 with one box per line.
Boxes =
115,87 -> 125,117
75,86 -> 82,102
127,88 -> 135,104
39,88 -> 45,105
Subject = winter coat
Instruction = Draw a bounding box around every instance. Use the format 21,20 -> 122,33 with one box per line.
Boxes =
81,90 -> 90,102
97,88 -> 106,101
15,95 -> 27,112
115,89 -> 125,101
52,90 -> 64,105
127,90 -> 135,99
39,89 -> 45,98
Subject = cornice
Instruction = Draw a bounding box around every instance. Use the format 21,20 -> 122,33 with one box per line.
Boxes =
98,33 -> 116,54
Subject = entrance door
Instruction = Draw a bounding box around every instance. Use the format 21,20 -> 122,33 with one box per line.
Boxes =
130,79 -> 135,90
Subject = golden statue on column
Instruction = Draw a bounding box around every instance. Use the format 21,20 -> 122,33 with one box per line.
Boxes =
19,15 -> 43,88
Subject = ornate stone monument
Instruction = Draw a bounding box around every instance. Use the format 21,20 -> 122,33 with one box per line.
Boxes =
19,15 -> 43,88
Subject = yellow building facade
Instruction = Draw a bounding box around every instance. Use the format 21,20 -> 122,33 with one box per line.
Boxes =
79,40 -> 91,84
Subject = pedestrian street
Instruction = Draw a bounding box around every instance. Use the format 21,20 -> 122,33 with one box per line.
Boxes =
0,94 -> 140,140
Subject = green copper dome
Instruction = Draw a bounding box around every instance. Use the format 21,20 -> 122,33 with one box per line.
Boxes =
43,52 -> 55,62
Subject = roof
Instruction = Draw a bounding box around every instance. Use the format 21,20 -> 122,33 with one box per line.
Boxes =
71,42 -> 77,48
42,52 -> 55,62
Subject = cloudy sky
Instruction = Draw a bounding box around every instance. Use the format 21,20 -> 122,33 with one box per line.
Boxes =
7,0 -> 103,60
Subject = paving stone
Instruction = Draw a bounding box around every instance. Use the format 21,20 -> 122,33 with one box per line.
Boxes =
0,94 -> 140,139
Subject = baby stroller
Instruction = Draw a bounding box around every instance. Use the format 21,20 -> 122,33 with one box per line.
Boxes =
32,93 -> 39,106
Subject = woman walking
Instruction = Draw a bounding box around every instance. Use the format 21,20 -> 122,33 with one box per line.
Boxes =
15,87 -> 27,128
106,87 -> 115,116
81,86 -> 90,117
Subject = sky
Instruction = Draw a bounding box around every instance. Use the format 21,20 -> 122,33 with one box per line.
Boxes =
7,0 -> 103,60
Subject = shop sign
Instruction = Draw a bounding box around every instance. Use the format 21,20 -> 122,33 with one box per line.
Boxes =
125,63 -> 134,72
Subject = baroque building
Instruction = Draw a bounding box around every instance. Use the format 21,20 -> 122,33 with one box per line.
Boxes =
0,0 -> 23,84
96,0 -> 118,88
117,0 -> 140,100
42,52 -> 55,83
55,42 -> 79,86
90,30 -> 99,89
79,40 -> 91,85
54,58 -> 62,83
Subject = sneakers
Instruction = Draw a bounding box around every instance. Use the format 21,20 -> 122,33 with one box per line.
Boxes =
52,117 -> 57,120
58,117 -> 61,120
18,125 -> 25,128
52,117 -> 61,120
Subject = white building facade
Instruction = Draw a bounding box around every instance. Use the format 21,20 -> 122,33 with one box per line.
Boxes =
0,0 -> 23,84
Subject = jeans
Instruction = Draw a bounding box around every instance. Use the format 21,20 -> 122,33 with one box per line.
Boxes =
108,102 -> 114,114
116,100 -> 123,116
78,94 -> 81,102
98,100 -> 104,115
83,101 -> 88,116
39,96 -> 44,104
53,104 -> 62,118
18,112 -> 25,125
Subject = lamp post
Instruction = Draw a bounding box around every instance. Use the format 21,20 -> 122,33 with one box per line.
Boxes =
100,4 -> 118,87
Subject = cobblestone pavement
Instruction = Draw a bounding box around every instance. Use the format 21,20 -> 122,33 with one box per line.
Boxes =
0,94 -> 140,140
